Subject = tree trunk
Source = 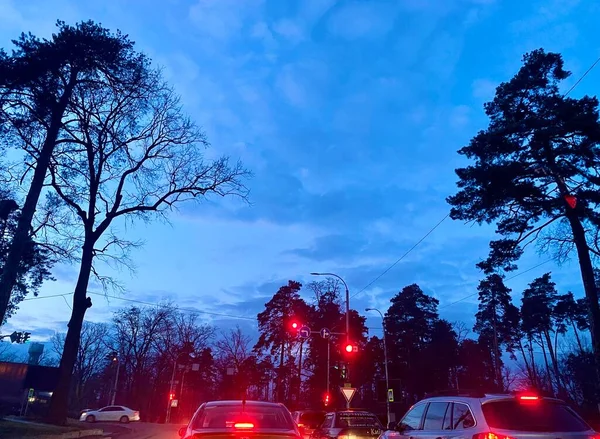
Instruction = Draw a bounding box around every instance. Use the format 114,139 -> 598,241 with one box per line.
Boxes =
518,339 -> 534,385
0,78 -> 76,326
47,241 -> 94,424
544,329 -> 564,395
528,337 -> 538,388
492,301 -> 502,391
566,208 -> 600,391
277,341 -> 284,402
572,321 -> 584,355
539,336 -> 554,395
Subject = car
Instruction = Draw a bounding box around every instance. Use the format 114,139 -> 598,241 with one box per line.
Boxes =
178,400 -> 301,439
291,410 -> 327,439
379,390 -> 597,439
79,405 -> 140,423
311,409 -> 383,439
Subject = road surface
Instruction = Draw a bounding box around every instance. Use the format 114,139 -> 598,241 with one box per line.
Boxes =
100,422 -> 180,438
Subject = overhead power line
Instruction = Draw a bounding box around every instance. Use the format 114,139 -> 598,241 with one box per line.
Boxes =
23,291 -> 256,322
352,56 -> 600,304
437,259 -> 553,310
351,213 -> 450,299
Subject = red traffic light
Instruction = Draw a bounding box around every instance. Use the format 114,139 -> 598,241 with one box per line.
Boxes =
291,322 -> 299,329
324,392 -> 330,406
169,392 -> 175,401
345,343 -> 353,353
564,194 -> 577,209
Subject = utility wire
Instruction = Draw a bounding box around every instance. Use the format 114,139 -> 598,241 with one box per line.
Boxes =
22,291 -> 256,321
437,259 -> 553,310
353,56 -> 600,304
564,56 -> 600,97
350,213 -> 450,299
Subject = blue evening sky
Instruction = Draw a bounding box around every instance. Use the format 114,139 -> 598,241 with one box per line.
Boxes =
1,0 -> 599,344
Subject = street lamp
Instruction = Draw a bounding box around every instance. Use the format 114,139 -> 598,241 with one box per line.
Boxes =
310,272 -> 350,345
366,308 -> 391,425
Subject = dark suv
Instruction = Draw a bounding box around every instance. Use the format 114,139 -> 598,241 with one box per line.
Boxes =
291,410 -> 327,439
311,410 -> 383,439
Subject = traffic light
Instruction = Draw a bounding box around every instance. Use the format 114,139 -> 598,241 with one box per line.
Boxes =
22,332 -> 31,343
289,318 -> 300,331
169,392 -> 175,401
344,342 -> 358,354
341,364 -> 347,380
9,331 -> 19,343
324,392 -> 330,406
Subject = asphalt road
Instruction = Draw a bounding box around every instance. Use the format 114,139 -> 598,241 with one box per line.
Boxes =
99,422 -> 180,439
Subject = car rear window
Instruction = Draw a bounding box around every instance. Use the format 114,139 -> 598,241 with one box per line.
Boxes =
482,400 -> 590,432
299,412 -> 326,428
192,405 -> 295,430
336,412 -> 381,428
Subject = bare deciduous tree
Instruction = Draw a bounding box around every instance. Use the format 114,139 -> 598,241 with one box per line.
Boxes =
46,49 -> 249,422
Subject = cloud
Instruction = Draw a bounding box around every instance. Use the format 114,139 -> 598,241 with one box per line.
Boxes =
273,19 -> 306,43
327,1 -> 397,40
472,78 -> 497,101
188,0 -> 264,41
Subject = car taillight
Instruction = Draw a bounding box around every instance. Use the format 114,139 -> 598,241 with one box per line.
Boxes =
473,433 -> 516,439
234,422 -> 255,429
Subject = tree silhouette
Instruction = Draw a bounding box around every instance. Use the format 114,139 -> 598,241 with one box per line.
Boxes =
385,284 -> 445,399
255,280 -> 310,403
521,273 -> 563,395
473,274 -> 520,389
0,191 -> 53,322
0,20 -> 149,326
447,48 -> 600,383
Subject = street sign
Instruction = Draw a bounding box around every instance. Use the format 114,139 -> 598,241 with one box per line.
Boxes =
388,389 -> 394,402
299,326 -> 311,338
341,387 -> 356,404
320,328 -> 331,339
171,399 -> 178,407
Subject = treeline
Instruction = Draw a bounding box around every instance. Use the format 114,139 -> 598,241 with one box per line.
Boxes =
40,272 -> 596,423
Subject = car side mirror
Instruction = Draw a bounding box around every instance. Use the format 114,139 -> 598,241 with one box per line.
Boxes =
387,421 -> 397,431
178,427 -> 186,437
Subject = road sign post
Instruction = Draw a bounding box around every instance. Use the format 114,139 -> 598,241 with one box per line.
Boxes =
320,328 -> 331,339
341,387 -> 356,409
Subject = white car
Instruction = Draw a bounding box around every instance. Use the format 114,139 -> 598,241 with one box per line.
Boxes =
79,405 -> 140,423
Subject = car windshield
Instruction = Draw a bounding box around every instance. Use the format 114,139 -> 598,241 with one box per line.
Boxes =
192,405 -> 295,430
299,412 -> 326,428
482,400 -> 591,432
336,412 -> 381,428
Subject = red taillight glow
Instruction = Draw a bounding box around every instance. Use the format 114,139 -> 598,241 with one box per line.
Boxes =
474,432 -> 516,439
297,423 -> 304,428
234,422 -> 254,429
519,395 -> 539,401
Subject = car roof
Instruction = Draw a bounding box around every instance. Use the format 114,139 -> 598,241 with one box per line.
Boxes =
204,400 -> 284,407
419,394 -> 565,404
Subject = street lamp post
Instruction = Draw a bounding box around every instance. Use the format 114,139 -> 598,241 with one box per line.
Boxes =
366,308 -> 391,425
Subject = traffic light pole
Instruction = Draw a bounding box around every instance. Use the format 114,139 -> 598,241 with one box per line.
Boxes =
311,272 -> 351,382
166,360 -> 176,423
111,360 -> 120,405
